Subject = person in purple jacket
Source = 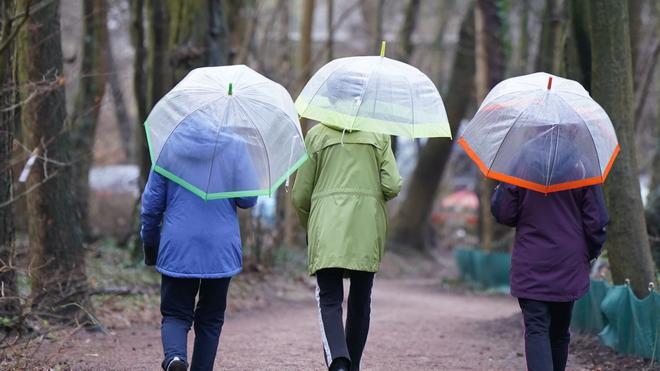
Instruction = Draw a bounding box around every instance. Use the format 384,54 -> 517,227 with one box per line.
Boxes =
491,157 -> 609,370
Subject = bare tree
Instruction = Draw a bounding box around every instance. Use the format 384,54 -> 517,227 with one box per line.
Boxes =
132,0 -> 149,188
398,0 -> 421,62
474,0 -> 506,251
0,0 -> 19,319
536,0 -> 564,74
563,0 -> 591,88
283,0 -> 315,249
208,0 -> 229,66
389,7 -> 476,251
70,0 -> 109,240
326,0 -> 334,61
589,0 -> 657,297
17,0 -> 91,319
106,30 -> 132,159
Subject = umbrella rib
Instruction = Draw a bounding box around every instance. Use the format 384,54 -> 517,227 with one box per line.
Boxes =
204,101 -> 232,199
298,59 -> 354,116
348,58 -> 385,131
233,97 -> 273,192
151,95 -> 229,166
486,108 -> 527,177
242,96 -> 303,138
545,125 -> 560,187
462,91 -> 526,140
401,73 -> 415,137
555,94 -> 604,180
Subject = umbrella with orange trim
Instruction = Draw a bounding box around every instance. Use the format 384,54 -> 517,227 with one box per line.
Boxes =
458,72 -> 619,193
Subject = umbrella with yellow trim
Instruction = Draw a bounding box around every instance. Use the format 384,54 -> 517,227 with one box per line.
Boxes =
295,41 -> 452,138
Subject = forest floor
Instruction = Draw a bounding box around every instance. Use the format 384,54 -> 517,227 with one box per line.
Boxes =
1,246 -> 656,370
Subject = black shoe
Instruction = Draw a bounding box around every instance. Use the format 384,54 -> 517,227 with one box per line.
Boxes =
166,357 -> 188,371
329,357 -> 350,371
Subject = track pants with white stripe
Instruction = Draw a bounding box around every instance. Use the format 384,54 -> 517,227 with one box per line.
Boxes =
316,268 -> 375,371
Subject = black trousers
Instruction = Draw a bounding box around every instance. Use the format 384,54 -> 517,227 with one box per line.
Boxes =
315,268 -> 375,371
160,274 -> 231,371
518,298 -> 574,371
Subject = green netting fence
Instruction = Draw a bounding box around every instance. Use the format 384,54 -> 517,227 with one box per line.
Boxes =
599,284 -> 660,360
454,249 -> 660,360
571,279 -> 611,334
453,247 -> 510,292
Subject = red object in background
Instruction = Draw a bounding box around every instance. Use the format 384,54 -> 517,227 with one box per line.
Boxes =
441,190 -> 479,210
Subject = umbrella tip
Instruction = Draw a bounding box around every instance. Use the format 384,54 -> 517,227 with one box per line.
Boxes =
380,41 -> 386,57
228,82 -> 233,96
547,76 -> 553,90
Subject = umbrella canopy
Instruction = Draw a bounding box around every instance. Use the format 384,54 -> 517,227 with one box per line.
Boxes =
295,43 -> 451,138
145,65 -> 307,200
458,72 -> 619,193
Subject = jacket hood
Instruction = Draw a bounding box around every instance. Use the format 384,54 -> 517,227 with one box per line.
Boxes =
321,121 -> 359,133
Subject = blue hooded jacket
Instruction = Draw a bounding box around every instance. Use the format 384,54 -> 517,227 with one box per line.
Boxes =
140,123 -> 258,278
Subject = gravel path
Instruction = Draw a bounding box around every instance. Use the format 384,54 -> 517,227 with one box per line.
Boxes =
36,279 -> 595,370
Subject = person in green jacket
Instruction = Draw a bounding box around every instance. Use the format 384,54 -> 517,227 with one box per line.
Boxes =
292,122 -> 402,371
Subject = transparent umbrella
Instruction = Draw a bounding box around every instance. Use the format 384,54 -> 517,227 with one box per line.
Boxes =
145,65 -> 307,200
458,72 -> 619,193
295,42 -> 451,138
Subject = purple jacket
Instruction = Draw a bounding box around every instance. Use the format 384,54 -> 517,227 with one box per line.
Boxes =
491,183 -> 609,302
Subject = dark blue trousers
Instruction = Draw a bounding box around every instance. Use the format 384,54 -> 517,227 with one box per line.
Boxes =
518,298 -> 574,371
160,274 -> 231,371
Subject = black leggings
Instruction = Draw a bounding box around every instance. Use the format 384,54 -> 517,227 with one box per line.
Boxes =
316,268 -> 375,371
518,298 -> 574,371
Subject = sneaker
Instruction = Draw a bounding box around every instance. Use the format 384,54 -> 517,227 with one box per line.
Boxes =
166,357 -> 188,371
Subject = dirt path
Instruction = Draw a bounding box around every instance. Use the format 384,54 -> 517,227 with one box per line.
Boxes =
37,279 -> 593,370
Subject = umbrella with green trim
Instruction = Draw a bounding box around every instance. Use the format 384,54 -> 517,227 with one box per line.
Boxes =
295,41 -> 452,138
145,65 -> 307,200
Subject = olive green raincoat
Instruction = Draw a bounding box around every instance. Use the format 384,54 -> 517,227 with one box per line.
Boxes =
292,123 -> 402,275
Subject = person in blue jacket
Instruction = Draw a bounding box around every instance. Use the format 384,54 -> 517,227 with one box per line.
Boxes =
141,120 -> 257,371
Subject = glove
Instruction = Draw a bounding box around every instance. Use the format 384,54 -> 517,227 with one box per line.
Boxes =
143,244 -> 158,266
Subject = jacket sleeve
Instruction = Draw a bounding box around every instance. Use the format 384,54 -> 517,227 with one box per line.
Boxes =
291,145 -> 316,230
379,136 -> 402,201
490,183 -> 519,227
141,171 -> 167,247
582,185 -> 609,260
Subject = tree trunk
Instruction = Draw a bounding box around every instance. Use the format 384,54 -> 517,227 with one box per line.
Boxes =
563,0 -> 591,89
0,0 -> 19,319
71,0 -> 109,240
208,0 -> 229,66
589,0 -> 656,297
106,33 -> 132,160
374,0 -> 384,53
475,0 -> 506,251
132,0 -> 149,188
515,0 -> 530,74
298,0 -> 315,97
536,0 -> 564,74
652,53 -> 660,193
628,0 -> 642,88
389,7 -> 476,251
17,0 -> 91,319
283,0 -> 315,249
326,0 -> 333,61
398,0 -> 421,62
392,0 -> 421,155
